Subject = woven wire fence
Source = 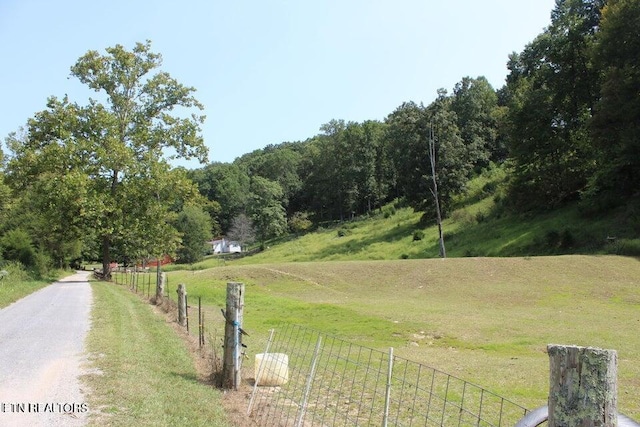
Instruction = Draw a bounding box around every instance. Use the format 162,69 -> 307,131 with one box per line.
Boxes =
247,324 -> 531,427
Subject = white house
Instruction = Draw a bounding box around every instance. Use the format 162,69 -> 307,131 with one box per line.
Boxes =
210,238 -> 242,254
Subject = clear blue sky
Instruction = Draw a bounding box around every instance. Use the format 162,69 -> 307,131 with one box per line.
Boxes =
0,0 -> 555,168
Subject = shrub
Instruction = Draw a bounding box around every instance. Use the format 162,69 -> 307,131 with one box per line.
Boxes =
412,231 -> 425,241
607,238 -> 640,256
289,212 -> 313,234
464,249 -> 479,257
400,253 -> 409,259
0,229 -> 36,267
560,229 -> 575,249
0,261 -> 30,283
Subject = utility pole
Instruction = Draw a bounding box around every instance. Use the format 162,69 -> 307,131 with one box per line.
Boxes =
429,123 -> 446,258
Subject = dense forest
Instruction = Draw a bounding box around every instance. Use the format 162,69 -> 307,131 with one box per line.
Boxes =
189,0 -> 639,239
1,0 -> 638,275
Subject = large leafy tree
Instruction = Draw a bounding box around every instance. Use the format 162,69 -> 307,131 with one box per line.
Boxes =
385,101 -> 431,209
588,0 -> 640,205
6,41 -> 207,277
505,0 -> 604,209
425,92 -> 474,216
450,76 -> 501,167
385,95 -> 471,217
247,176 -> 287,246
302,120 -> 347,221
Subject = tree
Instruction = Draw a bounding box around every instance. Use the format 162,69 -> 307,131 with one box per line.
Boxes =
173,205 -> 213,264
6,41 -> 207,278
301,121 -> 346,221
587,0 -> 640,205
385,101 -> 431,210
227,213 -> 256,250
385,94 -> 471,218
247,176 -> 287,246
189,162 -> 250,233
505,0 -> 603,210
425,91 -> 473,216
237,143 -> 304,214
450,76 -> 500,167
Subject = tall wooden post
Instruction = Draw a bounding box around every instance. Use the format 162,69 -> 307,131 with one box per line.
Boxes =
155,271 -> 166,304
177,284 -> 187,326
548,344 -> 617,427
222,282 -> 245,390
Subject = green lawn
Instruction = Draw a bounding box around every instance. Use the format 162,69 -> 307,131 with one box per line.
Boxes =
83,281 -> 231,427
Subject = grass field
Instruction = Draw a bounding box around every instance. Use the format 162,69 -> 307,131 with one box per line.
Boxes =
82,281 -> 231,427
165,255 -> 640,419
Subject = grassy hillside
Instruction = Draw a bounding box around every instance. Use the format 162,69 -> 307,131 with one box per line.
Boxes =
177,167 -> 639,270
166,256 -> 640,418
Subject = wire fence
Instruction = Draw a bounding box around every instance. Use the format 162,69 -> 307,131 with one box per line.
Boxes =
101,271 -> 532,426
247,324 -> 531,427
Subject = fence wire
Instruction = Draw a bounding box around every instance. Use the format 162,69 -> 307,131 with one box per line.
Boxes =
248,325 -> 530,427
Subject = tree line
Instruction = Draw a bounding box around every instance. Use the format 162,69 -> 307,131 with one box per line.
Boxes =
1,0 -> 637,274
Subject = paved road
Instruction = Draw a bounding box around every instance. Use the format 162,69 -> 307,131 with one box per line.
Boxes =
0,271 -> 93,427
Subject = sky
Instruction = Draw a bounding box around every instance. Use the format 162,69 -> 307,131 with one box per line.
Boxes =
0,0 -> 556,168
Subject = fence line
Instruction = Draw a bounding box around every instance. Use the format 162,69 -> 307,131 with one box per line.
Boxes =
102,272 -> 531,426
248,324 -> 530,427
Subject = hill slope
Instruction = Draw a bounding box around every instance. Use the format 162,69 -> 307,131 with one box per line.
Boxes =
184,168 -> 639,268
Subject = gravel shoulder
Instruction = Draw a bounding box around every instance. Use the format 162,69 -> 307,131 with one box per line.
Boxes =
0,271 -> 93,427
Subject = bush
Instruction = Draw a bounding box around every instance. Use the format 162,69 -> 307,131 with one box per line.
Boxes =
0,229 -> 36,267
289,212 -> 313,234
606,238 -> 640,256
0,261 -> 30,283
412,230 -> 425,241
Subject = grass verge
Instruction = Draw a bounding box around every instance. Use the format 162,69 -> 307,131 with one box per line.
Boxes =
83,281 -> 231,427
0,266 -> 67,308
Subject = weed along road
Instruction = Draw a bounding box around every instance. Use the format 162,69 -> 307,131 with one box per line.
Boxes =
0,271 -> 92,426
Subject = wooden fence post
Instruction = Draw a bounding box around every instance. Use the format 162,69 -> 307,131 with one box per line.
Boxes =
177,283 -> 187,326
155,271 -> 166,304
548,344 -> 617,427
222,282 -> 245,390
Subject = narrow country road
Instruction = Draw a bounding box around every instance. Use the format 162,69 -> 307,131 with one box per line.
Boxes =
0,271 -> 93,427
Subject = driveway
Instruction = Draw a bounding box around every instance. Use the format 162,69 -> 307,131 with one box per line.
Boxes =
0,271 -> 93,426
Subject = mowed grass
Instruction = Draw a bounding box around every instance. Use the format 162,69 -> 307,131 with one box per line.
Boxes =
166,255 -> 640,418
83,281 -> 231,427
